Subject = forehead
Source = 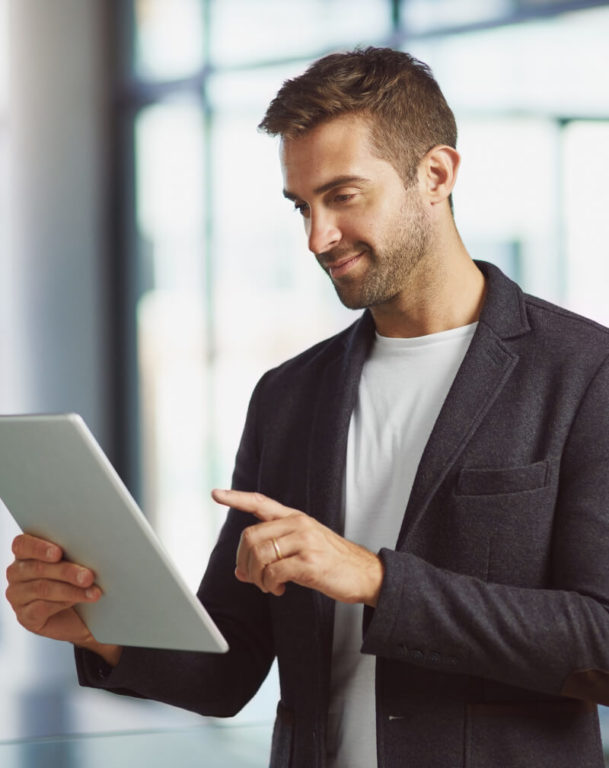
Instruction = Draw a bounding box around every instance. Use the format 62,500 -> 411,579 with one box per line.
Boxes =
280,114 -> 394,195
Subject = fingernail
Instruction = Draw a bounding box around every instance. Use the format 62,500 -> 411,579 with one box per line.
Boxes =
76,570 -> 88,585
46,546 -> 58,559
85,588 -> 98,600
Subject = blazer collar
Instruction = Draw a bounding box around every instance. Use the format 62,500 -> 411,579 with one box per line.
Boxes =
475,260 -> 531,340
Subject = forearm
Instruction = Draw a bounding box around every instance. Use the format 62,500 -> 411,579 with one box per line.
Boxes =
75,616 -> 275,718
363,549 -> 609,703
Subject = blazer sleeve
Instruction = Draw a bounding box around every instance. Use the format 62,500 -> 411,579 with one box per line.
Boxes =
361,355 -> 609,706
76,375 -> 276,718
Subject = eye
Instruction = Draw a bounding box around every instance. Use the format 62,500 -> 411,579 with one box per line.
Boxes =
293,201 -> 310,217
329,190 -> 359,207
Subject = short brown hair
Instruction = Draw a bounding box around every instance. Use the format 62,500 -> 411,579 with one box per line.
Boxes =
259,47 -> 457,189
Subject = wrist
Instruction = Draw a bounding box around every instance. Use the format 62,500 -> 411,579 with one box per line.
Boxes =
78,636 -> 123,667
363,555 -> 385,608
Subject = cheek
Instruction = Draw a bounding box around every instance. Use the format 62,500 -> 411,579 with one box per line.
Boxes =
342,213 -> 379,245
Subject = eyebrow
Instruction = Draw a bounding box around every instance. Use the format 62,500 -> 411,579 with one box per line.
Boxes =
283,175 -> 371,201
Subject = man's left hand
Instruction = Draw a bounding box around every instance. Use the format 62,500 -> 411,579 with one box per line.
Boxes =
211,489 -> 384,607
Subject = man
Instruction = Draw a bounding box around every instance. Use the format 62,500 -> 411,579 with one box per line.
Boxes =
6,47 -> 609,767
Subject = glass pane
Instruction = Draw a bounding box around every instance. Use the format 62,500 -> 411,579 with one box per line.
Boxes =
563,121 -> 609,326
518,0 -> 585,7
410,7 -> 609,118
133,0 -> 205,80
406,5 -> 609,303
207,63 -> 307,114
209,0 -> 390,68
133,98 -> 211,590
403,0 -> 512,32
453,116 -> 561,301
135,99 -> 205,282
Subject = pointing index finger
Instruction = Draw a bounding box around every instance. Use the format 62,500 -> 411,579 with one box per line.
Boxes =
211,489 -> 293,521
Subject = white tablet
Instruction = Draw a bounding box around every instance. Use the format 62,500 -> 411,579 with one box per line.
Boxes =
0,413 -> 228,653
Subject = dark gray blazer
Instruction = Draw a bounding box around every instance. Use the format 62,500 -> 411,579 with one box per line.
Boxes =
77,261 -> 609,767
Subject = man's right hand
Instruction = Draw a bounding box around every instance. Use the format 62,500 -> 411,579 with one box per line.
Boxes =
5,533 -> 123,667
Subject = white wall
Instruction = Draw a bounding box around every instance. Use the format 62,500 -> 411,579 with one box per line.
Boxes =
5,0 -> 110,429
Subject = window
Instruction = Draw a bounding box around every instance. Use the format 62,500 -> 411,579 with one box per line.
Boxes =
409,5 -> 609,314
562,120 -> 609,325
118,0 -> 609,734
125,0 -> 391,590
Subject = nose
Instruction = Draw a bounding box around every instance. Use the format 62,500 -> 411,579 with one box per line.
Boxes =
306,209 -> 341,255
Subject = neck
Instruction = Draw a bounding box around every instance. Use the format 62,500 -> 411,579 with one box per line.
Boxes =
370,234 -> 486,339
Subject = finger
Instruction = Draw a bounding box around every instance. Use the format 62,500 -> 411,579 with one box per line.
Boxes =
7,557 -> 96,589
235,518 -> 300,586
7,577 -> 101,612
254,546 -> 315,597
256,531 -> 308,595
235,527 -> 290,581
17,595 -> 90,634
235,535 -> 279,592
259,560 -> 288,597
12,534 -> 63,563
211,489 -> 295,522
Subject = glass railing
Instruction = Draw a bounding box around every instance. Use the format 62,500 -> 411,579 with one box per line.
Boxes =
0,722 -> 271,768
1,722 -> 608,766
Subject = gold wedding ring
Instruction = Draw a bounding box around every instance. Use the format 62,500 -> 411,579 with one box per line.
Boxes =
271,537 -> 283,561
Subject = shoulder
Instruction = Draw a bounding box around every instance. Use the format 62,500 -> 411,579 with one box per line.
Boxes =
239,314 -> 370,452
477,260 -> 609,366
257,312 -> 369,389
242,312 -> 373,435
522,292 -> 609,362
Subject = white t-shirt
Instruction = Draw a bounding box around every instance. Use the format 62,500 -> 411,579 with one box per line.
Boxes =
327,322 -> 478,768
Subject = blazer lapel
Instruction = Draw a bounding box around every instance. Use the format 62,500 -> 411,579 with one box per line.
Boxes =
305,311 -> 375,534
303,311 -> 374,722
397,261 -> 531,549
396,323 -> 518,548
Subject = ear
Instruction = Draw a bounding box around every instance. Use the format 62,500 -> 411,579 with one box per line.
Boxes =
418,145 -> 460,206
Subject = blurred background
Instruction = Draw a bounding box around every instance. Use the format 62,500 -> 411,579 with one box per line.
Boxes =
0,0 -> 608,762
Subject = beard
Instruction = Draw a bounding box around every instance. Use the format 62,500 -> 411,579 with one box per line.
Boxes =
317,187 -> 431,311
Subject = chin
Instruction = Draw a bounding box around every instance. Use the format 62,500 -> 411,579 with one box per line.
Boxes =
333,287 -> 368,311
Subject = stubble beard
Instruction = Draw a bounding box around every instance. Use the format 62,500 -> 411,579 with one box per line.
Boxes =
322,189 -> 431,311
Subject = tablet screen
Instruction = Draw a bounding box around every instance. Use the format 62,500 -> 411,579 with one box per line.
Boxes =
0,414 -> 228,653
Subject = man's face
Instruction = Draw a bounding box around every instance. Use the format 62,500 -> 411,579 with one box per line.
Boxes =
280,114 -> 431,311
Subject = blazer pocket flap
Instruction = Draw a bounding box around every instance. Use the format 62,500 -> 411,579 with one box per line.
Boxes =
457,461 -> 549,496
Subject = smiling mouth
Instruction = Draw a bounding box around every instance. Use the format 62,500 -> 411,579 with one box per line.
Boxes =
326,252 -> 364,279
